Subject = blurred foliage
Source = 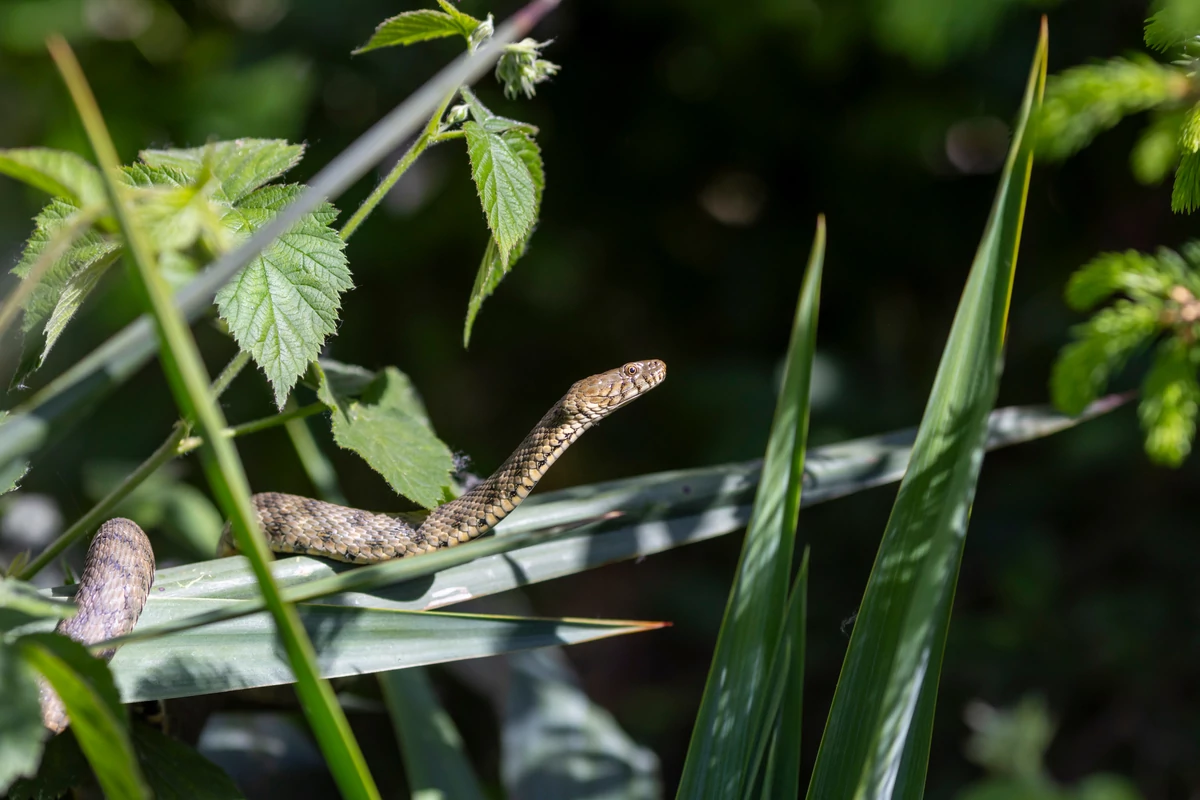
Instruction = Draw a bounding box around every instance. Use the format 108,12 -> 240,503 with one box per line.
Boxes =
1,0 -> 1198,797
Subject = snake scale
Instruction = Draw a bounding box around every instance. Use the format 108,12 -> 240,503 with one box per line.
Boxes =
39,360 -> 666,732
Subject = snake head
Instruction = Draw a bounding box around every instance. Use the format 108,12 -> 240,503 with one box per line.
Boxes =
564,359 -> 667,417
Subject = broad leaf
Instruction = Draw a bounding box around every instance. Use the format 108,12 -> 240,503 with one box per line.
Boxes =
140,139 -> 304,204
0,642 -> 44,793
805,25 -> 1047,799
464,130 -> 545,346
216,186 -> 351,408
9,199 -> 120,387
316,362 -> 455,509
354,8 -> 480,53
0,148 -> 106,208
464,121 -> 537,266
96,603 -> 663,703
678,219 -> 823,799
19,633 -> 149,799
380,667 -> 488,800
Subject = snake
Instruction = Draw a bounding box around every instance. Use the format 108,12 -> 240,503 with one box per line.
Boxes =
38,359 -> 666,732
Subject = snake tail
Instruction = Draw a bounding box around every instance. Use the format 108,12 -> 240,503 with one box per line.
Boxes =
40,518 -> 155,733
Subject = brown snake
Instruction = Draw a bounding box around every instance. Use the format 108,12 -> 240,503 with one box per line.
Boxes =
40,360 -> 666,731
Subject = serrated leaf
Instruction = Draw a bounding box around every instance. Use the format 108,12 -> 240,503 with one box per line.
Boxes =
215,186 -> 351,408
464,121 -> 537,264
1051,301 -> 1161,414
0,642 -> 44,794
19,633 -> 149,799
0,148 -> 106,208
354,9 -> 477,53
460,87 -> 496,124
464,132 -> 544,346
435,0 -> 482,38
316,362 -> 455,509
9,199 -> 121,387
140,139 -> 305,205
1139,337 -> 1200,465
483,117 -> 540,135
1146,1 -> 1200,52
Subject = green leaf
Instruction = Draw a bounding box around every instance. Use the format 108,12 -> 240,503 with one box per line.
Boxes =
131,724 -> 244,799
1063,249 -> 1180,310
805,28 -> 1046,799
316,362 -> 455,509
1131,111 -> 1184,184
1145,0 -> 1200,52
215,186 -> 352,408
499,649 -> 661,800
18,633 -> 149,799
1139,337 -> 1200,465
0,148 -> 106,208
678,218 -> 823,799
464,130 -> 544,346
7,728 -> 92,800
9,199 -> 120,388
464,121 -> 537,265
353,8 -> 480,53
99,602 -> 663,703
0,578 -> 74,634
751,553 -> 807,800
1171,150 -> 1200,213
139,139 -> 305,204
0,642 -> 44,794
1050,301 -> 1161,415
380,667 -> 488,800
0,413 -> 30,495
1036,55 -> 1189,161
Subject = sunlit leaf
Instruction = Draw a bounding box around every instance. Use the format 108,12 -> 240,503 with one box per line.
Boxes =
464,121 -> 537,265
354,8 -> 480,53
0,148 -> 106,208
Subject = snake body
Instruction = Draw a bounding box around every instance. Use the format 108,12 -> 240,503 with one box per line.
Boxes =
40,360 -> 666,731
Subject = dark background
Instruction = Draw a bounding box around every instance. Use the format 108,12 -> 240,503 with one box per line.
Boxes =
0,0 -> 1196,796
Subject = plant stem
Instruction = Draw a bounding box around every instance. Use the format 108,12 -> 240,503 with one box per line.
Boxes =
48,37 -> 382,800
209,350 -> 250,399
339,90 -> 459,241
16,422 -> 190,581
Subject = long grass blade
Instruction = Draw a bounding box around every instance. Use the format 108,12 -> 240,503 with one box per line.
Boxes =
805,21 -> 1049,799
676,218 -> 824,799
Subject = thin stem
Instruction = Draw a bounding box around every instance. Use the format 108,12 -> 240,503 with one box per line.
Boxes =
48,37 -> 382,800
339,89 -> 459,241
210,350 -> 250,399
226,402 -> 324,439
17,422 -> 190,581
431,130 -> 466,142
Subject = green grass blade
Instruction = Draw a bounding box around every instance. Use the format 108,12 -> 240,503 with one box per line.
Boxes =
47,38 -> 382,800
805,22 -> 1048,800
677,218 -> 824,799
380,666 -> 488,800
749,549 -> 808,800
19,634 -> 149,799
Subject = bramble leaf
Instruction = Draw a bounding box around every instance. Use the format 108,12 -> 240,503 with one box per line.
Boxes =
214,186 -> 351,409
139,139 -> 304,204
1064,250 -> 1181,310
316,362 -> 455,509
464,122 -> 536,268
0,148 -> 106,208
354,7 -> 480,53
464,130 -> 544,346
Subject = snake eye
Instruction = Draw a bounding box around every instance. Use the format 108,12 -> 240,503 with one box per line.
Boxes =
624,364 -> 639,376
